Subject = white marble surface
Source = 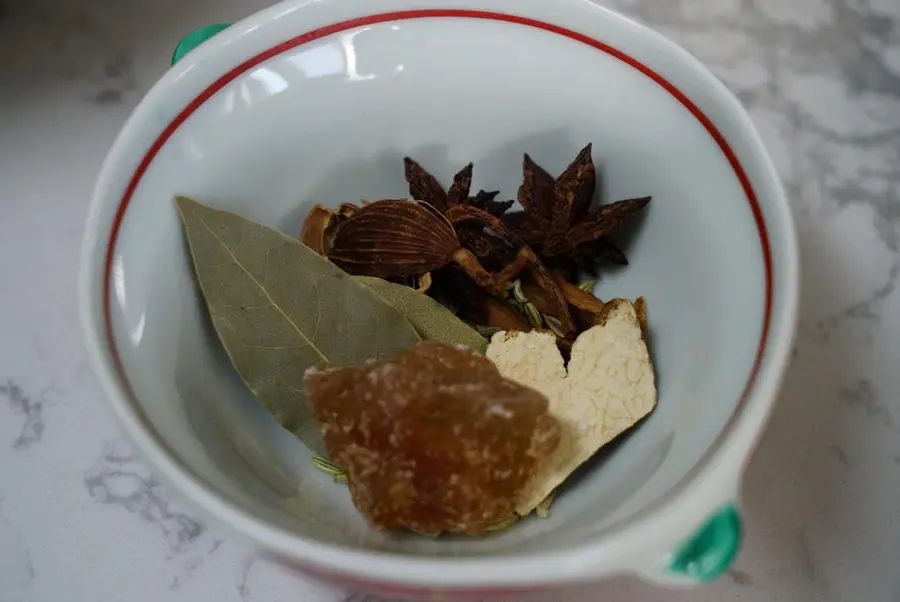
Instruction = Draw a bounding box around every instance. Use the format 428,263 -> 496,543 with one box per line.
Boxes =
1,0 -> 899,600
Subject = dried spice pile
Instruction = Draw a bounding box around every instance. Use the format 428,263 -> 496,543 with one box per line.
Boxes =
300,144 -> 651,351
175,144 -> 656,537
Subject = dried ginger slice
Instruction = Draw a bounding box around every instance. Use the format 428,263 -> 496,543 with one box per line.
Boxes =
486,299 -> 657,515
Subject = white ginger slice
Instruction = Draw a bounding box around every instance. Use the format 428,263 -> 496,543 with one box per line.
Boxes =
486,299 -> 657,515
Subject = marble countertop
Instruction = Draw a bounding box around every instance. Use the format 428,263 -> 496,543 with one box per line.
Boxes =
2,0 -> 898,600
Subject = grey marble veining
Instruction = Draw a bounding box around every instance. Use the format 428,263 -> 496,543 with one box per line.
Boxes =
83,440 -> 224,589
1,0 -> 898,600
0,380 -> 47,450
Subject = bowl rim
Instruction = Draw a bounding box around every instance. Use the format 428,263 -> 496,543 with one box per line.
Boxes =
80,3 -> 799,590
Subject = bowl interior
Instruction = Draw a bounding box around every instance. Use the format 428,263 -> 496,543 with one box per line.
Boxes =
98,9 -> 774,558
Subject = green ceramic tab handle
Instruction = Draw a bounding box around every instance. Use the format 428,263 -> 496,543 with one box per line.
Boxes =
668,503 -> 742,582
172,23 -> 232,66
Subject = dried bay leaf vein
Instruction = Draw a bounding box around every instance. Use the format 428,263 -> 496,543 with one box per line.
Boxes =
175,196 -> 422,458
198,218 -> 329,362
311,281 -> 323,341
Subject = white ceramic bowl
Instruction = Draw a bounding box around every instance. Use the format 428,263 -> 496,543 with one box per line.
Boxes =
80,0 -> 799,597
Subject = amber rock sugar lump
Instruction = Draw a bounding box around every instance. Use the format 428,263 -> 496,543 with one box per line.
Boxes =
305,341 -> 561,535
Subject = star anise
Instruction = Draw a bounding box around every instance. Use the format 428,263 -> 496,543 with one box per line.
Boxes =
403,159 -> 520,272
404,158 -> 514,216
469,189 -> 516,217
402,158 -> 575,336
502,144 -> 651,276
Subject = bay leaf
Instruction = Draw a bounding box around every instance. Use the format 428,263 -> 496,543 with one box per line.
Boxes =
355,276 -> 488,354
174,196 -> 422,457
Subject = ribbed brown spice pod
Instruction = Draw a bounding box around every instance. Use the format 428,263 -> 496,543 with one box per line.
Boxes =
328,199 -> 460,278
